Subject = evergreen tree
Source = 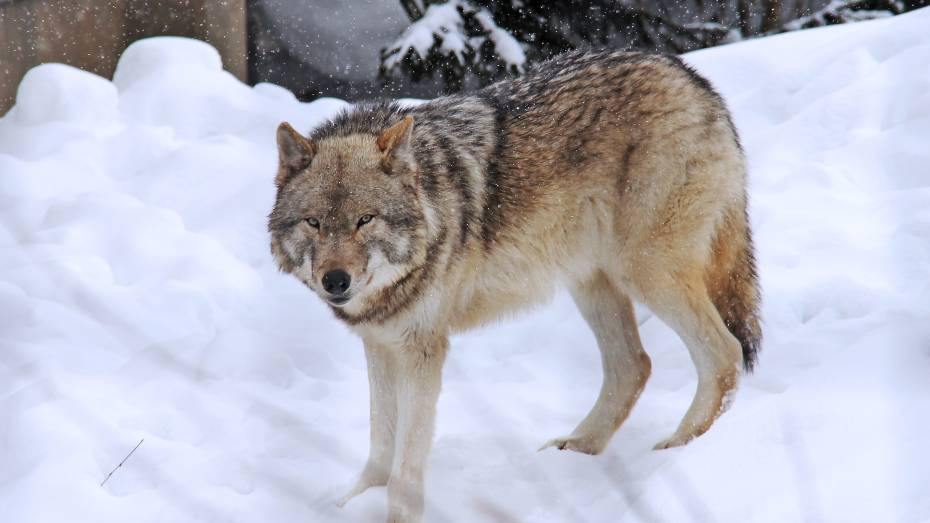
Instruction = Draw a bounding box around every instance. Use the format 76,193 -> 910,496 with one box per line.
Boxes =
380,0 -> 917,92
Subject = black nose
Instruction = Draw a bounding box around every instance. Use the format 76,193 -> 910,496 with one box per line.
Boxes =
322,269 -> 351,296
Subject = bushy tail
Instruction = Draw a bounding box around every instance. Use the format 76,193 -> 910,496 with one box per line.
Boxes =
705,205 -> 763,372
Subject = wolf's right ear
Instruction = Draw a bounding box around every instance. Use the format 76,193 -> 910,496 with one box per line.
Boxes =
377,115 -> 414,157
276,122 -> 316,186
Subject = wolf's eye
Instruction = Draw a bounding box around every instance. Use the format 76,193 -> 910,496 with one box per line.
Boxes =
357,214 -> 374,228
305,217 -> 320,229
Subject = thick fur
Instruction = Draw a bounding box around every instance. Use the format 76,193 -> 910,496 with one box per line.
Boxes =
269,49 -> 761,522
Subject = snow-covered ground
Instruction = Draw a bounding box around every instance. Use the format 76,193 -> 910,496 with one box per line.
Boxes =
2,8 -> 929,523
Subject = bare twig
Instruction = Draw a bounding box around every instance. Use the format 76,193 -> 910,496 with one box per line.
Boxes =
100,438 -> 144,487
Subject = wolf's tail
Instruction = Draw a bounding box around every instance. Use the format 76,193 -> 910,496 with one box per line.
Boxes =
704,204 -> 763,372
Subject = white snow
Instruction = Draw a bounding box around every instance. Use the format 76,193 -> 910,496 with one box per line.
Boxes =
2,9 -> 930,522
13,64 -> 119,127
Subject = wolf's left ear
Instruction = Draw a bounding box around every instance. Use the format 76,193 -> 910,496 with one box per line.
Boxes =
377,115 -> 414,158
276,122 -> 316,186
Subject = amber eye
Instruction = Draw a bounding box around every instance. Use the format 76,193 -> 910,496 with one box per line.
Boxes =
357,214 -> 374,228
305,217 -> 320,229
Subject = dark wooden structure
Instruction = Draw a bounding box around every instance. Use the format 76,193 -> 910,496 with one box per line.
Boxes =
0,0 -> 246,115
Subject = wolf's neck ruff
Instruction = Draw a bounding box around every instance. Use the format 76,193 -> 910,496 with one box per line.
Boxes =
331,225 -> 448,326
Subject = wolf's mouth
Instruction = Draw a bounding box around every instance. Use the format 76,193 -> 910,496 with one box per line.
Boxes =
327,295 -> 351,307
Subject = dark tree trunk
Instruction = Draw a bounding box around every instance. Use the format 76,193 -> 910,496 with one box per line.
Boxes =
760,0 -> 782,32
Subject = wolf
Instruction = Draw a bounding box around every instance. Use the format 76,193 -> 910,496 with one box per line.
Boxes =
268,49 -> 761,522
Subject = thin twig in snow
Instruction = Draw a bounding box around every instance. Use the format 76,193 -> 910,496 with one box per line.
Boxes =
100,438 -> 144,487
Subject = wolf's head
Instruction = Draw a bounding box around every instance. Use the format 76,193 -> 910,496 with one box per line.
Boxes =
268,115 -> 429,313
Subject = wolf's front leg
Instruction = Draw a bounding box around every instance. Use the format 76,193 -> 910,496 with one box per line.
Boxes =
386,335 -> 448,523
338,340 -> 397,507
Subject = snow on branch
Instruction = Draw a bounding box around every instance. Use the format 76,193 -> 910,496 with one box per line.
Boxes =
380,0 -> 526,89
778,0 -> 903,32
473,9 -> 526,73
383,1 -> 469,70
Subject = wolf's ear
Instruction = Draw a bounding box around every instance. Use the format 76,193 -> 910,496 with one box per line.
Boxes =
377,115 -> 414,158
276,122 -> 316,186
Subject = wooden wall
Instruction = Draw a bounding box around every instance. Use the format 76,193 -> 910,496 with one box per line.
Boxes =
0,0 -> 246,115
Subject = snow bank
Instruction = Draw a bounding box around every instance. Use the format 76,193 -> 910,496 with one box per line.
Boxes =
14,64 -> 119,127
2,8 -> 929,522
111,36 -> 224,90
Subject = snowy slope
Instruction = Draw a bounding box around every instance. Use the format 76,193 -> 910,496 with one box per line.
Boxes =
2,8 -> 929,523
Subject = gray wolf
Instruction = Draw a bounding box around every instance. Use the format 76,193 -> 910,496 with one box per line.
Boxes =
268,49 -> 761,522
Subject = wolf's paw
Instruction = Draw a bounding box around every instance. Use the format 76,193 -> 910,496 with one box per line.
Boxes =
652,434 -> 692,450
337,460 -> 392,508
335,486 -> 371,508
538,435 -> 605,455
335,488 -> 362,508
336,476 -> 388,508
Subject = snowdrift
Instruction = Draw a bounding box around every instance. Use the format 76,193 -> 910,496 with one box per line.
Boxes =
2,8 -> 929,522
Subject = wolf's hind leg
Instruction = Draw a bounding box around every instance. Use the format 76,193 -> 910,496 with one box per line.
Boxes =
541,271 -> 651,455
636,270 -> 742,449
337,340 -> 397,507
